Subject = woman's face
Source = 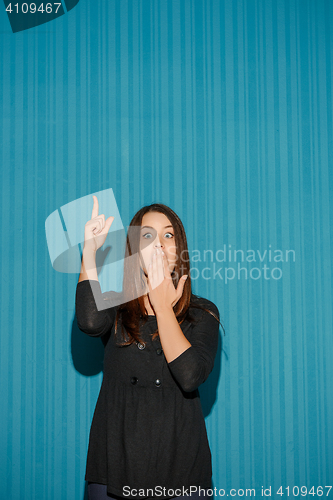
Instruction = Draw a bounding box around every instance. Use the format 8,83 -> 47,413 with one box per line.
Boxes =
139,212 -> 177,277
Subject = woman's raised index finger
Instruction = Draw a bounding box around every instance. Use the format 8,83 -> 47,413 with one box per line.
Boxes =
91,195 -> 99,219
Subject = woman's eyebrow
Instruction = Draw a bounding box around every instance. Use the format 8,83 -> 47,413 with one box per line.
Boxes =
141,225 -> 173,230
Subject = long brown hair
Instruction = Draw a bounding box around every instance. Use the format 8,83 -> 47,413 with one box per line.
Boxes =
114,203 -> 224,344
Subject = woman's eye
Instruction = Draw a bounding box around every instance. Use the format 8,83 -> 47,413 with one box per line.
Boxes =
141,231 -> 173,239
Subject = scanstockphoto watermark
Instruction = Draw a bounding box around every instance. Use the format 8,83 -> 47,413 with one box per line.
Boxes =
123,485 -> 257,497
177,245 -> 296,283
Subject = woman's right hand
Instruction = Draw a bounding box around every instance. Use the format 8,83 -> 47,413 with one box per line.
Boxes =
83,195 -> 114,253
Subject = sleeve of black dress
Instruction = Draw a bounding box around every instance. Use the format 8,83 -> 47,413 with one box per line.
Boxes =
75,279 -> 117,337
167,302 -> 220,393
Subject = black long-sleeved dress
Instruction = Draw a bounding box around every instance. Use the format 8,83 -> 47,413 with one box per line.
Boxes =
75,279 -> 220,499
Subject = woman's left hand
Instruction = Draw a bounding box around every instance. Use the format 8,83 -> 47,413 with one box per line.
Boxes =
147,247 -> 188,314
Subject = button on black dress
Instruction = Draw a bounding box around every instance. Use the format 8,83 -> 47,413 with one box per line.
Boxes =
75,280 -> 220,499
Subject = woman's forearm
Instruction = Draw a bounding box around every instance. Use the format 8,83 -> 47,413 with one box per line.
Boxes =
78,248 -> 98,282
155,306 -> 191,363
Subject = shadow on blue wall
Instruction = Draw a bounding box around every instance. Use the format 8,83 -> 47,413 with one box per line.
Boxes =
71,319 -> 103,499
71,317 -> 105,376
199,330 -> 225,419
83,481 -> 88,500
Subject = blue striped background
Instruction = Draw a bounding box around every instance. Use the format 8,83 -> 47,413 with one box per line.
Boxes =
1,0 -> 332,498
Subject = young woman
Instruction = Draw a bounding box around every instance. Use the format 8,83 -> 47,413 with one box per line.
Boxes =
75,196 -> 223,500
